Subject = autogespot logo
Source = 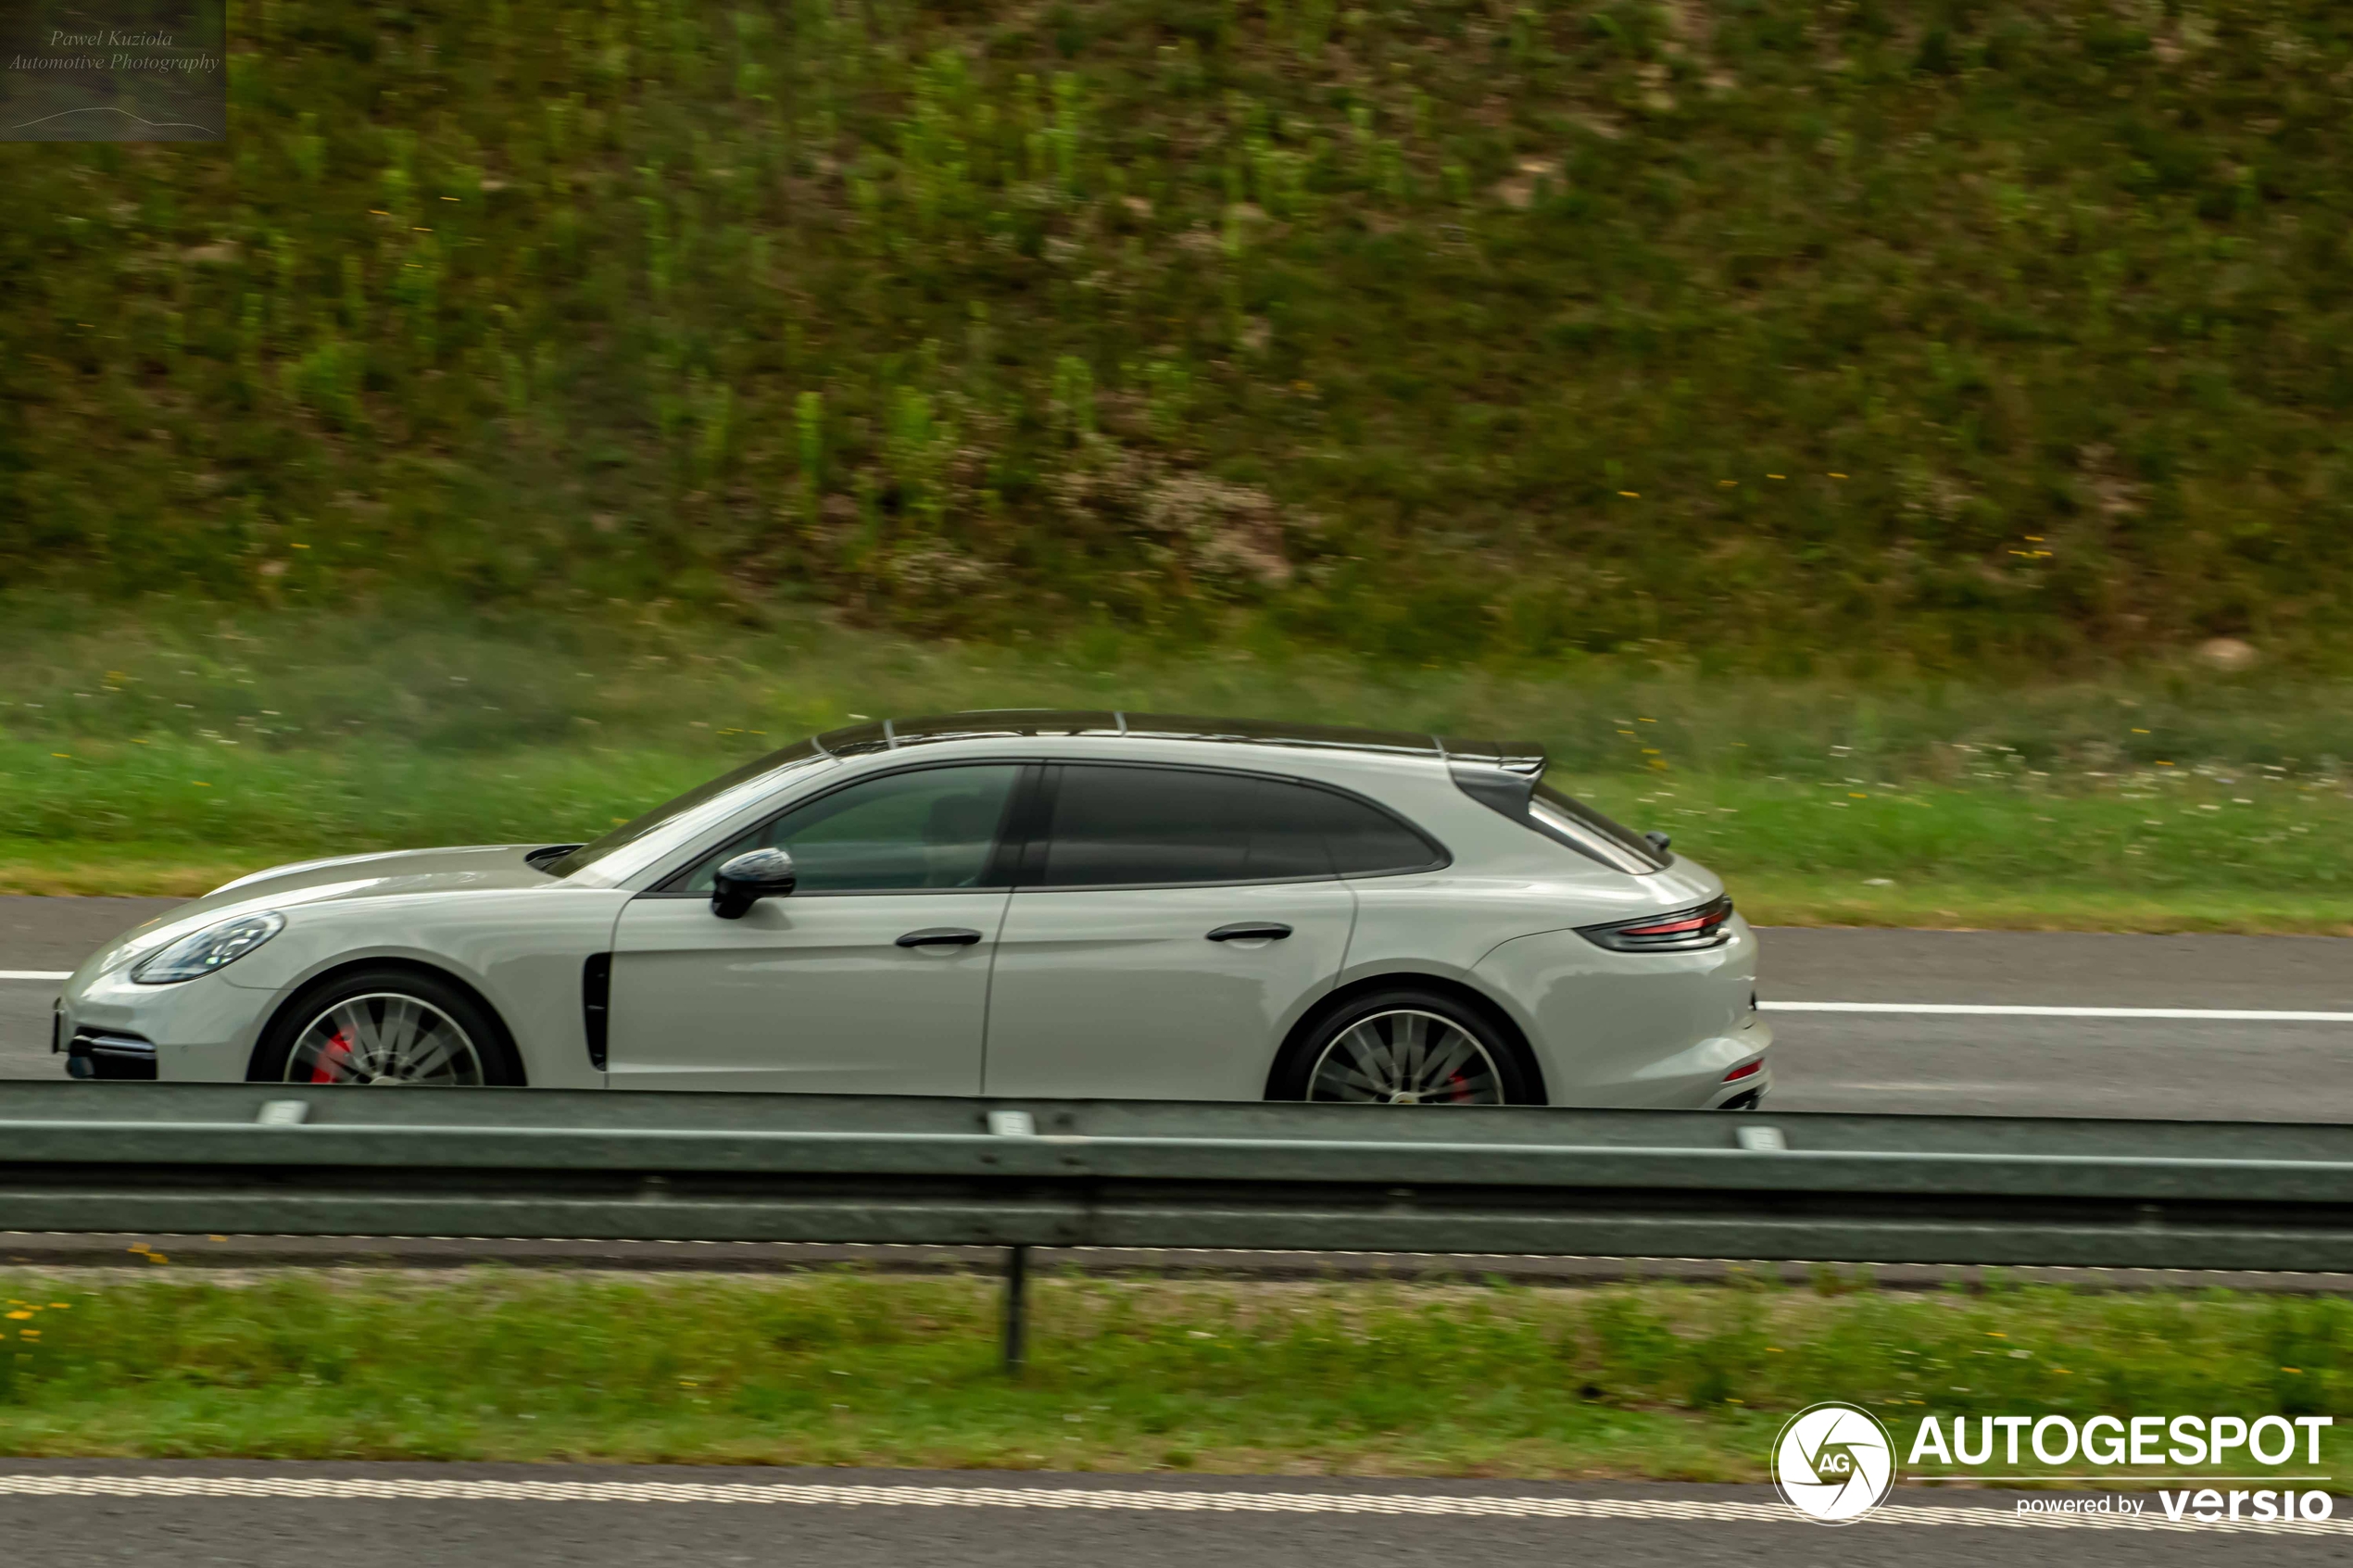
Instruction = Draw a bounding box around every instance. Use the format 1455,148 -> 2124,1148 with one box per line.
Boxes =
1772,1401 -> 1897,1524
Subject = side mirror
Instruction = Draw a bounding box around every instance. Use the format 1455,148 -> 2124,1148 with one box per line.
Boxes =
711,847 -> 797,920
1643,830 -> 1672,855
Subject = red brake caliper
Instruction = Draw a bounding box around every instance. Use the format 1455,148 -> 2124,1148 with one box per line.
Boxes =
310,1029 -> 353,1085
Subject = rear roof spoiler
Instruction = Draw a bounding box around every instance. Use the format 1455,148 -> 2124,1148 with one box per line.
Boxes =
1433,737 -> 1546,777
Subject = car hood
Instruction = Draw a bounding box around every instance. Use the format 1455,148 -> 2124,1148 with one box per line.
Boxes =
80,845 -> 556,979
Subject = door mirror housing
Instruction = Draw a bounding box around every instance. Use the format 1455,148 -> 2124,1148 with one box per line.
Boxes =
712,847 -> 797,919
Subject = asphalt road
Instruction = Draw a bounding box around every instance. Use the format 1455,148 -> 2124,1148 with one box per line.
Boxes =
4,896 -> 2351,1121
0,1463 -> 2345,1567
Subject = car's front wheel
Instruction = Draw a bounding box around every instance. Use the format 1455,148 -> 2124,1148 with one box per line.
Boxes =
250,966 -> 522,1086
1271,987 -> 1536,1105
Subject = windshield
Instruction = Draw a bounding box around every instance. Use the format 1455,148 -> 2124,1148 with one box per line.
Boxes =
546,738 -> 825,878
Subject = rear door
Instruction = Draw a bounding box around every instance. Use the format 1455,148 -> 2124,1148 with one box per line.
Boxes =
983,763 -> 1405,1100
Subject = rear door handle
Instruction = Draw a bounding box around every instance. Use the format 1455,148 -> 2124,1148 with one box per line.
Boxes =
897,927 -> 984,947
1206,922 -> 1293,942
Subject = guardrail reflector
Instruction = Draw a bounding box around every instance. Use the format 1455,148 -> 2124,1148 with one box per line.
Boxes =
1737,1125 -> 1787,1152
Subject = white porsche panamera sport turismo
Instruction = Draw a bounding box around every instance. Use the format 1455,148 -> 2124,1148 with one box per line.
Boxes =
54,712 -> 1769,1109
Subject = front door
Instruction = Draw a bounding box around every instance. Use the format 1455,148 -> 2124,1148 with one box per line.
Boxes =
983,762 -> 1376,1100
606,761 -> 1022,1094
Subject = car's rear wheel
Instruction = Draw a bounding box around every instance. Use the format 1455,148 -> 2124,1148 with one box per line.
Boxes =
250,966 -> 522,1086
1272,987 -> 1536,1105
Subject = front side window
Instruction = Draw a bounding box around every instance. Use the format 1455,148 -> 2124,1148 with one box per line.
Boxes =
1034,765 -> 1441,887
676,764 -> 1021,894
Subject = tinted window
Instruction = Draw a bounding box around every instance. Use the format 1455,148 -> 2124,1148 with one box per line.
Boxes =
680,764 -> 1020,894
1314,789 -> 1445,875
1035,766 -> 1438,887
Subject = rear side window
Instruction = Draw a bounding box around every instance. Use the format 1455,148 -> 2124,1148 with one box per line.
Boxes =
1033,765 -> 1441,887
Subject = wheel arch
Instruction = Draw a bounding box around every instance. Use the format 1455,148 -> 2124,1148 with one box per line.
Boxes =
1266,970 -> 1548,1104
245,956 -> 527,1085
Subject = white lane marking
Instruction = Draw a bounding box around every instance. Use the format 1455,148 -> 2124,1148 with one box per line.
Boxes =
0,1474 -> 2342,1533
0,972 -> 69,983
1766,1001 -> 2353,1022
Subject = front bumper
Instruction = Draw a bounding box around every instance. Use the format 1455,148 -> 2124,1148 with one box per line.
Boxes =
54,964 -> 271,1083
62,1024 -> 160,1080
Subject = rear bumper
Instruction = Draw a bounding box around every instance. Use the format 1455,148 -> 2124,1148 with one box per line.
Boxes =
1706,1065 -> 1770,1110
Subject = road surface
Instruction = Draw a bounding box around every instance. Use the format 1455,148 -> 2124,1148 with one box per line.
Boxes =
0,1463 -> 2344,1566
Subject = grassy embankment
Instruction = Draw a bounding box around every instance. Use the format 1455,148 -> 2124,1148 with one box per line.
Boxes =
7,2 -> 2353,668
4,605 -> 2352,931
0,1270 -> 2342,1480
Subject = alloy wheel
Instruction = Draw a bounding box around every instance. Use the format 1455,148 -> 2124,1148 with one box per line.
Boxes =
284,992 -> 487,1086
1306,1008 -> 1504,1105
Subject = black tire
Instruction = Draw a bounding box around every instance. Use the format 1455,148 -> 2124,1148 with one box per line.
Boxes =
1269,985 -> 1539,1105
249,964 -> 525,1086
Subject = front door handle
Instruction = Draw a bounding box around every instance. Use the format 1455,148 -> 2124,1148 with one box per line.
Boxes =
897,927 -> 984,947
1206,922 -> 1293,942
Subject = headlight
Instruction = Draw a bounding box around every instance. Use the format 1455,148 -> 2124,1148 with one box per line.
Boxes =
131,911 -> 287,985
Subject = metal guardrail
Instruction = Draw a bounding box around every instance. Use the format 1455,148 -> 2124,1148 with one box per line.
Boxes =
6,1081 -> 2353,1260
6,1083 -> 2353,1359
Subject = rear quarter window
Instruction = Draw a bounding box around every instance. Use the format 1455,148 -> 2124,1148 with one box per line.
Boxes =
1304,787 -> 1447,876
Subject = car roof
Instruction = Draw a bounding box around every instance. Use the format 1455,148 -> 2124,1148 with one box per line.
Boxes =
811,710 -> 1544,775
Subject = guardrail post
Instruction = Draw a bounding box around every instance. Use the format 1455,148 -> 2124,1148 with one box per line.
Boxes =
1002,1244 -> 1029,1374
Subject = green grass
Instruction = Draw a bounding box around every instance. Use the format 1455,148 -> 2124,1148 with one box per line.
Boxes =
0,1271 -> 2345,1479
8,2 -> 2353,666
4,602 -> 2351,926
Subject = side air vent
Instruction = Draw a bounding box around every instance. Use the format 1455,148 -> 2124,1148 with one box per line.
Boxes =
582,953 -> 612,1071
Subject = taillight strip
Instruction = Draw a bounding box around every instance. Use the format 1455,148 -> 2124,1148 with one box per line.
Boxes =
1619,912 -> 1722,936
1576,894 -> 1737,953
